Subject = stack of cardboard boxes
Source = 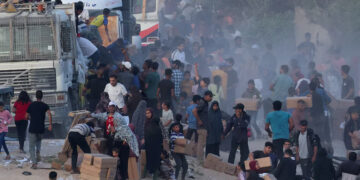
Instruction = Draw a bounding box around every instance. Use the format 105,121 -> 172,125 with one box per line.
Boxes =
80,154 -> 118,180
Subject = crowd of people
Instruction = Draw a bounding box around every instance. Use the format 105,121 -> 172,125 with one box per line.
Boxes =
1,0 -> 360,180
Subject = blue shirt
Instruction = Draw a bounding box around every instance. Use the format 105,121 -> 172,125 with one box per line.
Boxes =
266,111 -> 291,140
271,74 -> 293,102
186,104 -> 197,129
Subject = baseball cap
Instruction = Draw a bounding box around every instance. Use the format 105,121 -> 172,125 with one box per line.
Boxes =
122,61 -> 132,70
108,101 -> 117,107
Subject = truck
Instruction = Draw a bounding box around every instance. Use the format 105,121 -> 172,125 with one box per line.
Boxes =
61,0 -> 136,46
0,2 -> 81,138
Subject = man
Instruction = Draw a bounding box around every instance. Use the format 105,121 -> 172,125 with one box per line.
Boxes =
185,95 -> 202,143
171,60 -> 184,98
242,79 -> 262,138
140,59 -> 153,91
336,152 -> 360,178
269,65 -> 294,109
249,141 -> 273,160
84,66 -> 107,112
223,103 -> 251,164
145,62 -> 160,111
298,32 -> 316,62
193,91 -> 213,162
77,37 -> 100,68
283,140 -> 291,153
118,61 -> 134,90
68,122 -> 95,174
274,149 -> 297,180
344,107 -> 360,151
104,75 -> 127,110
157,68 -> 175,106
89,8 -> 111,44
225,58 -> 239,112
74,1 -> 84,34
107,38 -> 127,62
294,120 -> 319,178
265,101 -> 294,158
171,41 -> 187,65
26,90 -> 52,169
341,65 -> 355,99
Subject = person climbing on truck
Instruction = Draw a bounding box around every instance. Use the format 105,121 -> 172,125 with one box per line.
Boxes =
90,8 -> 111,44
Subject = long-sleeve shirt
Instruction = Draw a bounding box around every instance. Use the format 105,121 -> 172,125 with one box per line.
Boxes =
169,132 -> 184,151
223,113 -> 250,143
0,110 -> 13,133
69,124 -> 95,138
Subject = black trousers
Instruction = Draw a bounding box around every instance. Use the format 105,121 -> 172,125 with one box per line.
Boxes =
206,143 -> 220,157
147,98 -> 158,116
15,120 -> 28,150
228,139 -> 249,164
185,128 -> 198,142
172,152 -> 188,180
114,141 -> 130,180
273,138 -> 287,159
68,132 -> 91,171
299,158 -> 312,178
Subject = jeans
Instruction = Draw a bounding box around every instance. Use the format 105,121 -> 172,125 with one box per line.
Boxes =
196,129 -> 207,162
68,132 -> 91,171
29,133 -> 42,164
299,158 -> 312,178
228,139 -> 249,164
172,152 -> 188,180
0,132 -> 9,155
15,120 -> 28,151
273,138 -> 287,159
114,141 -> 130,180
206,143 -> 220,157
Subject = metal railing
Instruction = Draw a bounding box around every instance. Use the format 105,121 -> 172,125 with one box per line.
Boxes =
0,15 -> 57,61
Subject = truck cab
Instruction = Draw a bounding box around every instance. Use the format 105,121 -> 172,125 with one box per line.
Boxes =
0,2 -> 79,137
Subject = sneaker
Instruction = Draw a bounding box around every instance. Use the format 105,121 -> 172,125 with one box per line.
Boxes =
4,155 -> 10,160
31,164 -> 37,169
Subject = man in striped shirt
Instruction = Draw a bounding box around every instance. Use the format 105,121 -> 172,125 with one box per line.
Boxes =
68,121 -> 95,174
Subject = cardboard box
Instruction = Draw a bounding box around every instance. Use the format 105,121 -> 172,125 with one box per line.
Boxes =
184,142 -> 196,156
214,161 -> 226,173
286,97 -> 312,109
174,144 -> 185,154
93,156 -> 118,169
51,161 -> 62,170
223,162 -> 237,175
235,98 -> 260,111
245,157 -> 272,172
80,165 -> 109,178
204,153 -> 222,169
174,138 -> 187,146
107,168 -> 116,179
91,138 -> 108,154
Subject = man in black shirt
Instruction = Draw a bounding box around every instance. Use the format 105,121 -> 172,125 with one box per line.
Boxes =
336,152 -> 360,178
26,90 -> 52,169
84,66 -> 107,112
223,103 -> 251,164
193,90 -> 213,162
249,141 -> 273,160
157,68 -> 175,106
341,65 -> 355,99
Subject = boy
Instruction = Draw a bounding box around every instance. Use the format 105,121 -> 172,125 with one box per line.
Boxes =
185,95 -> 201,142
49,171 -> 57,180
344,107 -> 360,151
89,8 -> 111,44
242,79 -> 262,138
157,69 -> 175,106
169,122 -> 188,180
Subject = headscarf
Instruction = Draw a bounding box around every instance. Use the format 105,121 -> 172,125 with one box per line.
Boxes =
249,161 -> 258,171
114,113 -> 139,157
131,100 -> 147,139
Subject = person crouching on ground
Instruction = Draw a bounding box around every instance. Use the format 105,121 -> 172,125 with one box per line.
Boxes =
169,122 -> 188,180
68,121 -> 95,174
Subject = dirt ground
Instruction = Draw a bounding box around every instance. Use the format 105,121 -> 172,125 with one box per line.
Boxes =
0,138 -> 346,180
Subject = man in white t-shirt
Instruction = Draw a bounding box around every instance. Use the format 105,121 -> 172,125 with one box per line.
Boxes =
78,37 -> 98,58
78,9 -> 90,24
104,74 -> 128,110
171,41 -> 188,65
